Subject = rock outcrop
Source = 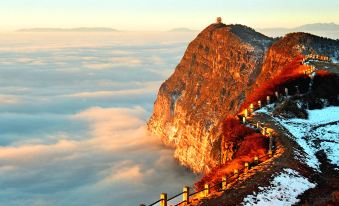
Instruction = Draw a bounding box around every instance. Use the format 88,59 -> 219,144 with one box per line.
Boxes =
147,23 -> 339,173
255,32 -> 339,86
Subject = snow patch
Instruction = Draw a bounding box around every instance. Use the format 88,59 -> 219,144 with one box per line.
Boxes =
254,104 -> 274,115
256,106 -> 339,170
170,92 -> 181,115
242,168 -> 316,206
278,119 -> 321,170
276,107 -> 339,170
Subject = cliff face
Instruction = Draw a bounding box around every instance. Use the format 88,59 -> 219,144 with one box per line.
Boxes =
147,23 -> 272,172
148,24 -> 339,173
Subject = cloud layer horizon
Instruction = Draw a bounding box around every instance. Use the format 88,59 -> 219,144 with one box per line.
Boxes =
0,32 -> 199,206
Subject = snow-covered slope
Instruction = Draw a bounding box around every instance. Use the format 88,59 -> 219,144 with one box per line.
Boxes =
242,168 -> 316,206
276,107 -> 339,170
257,106 -> 339,171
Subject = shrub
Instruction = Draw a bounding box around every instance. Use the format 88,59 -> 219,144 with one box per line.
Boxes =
312,70 -> 339,99
273,99 -> 308,119
222,117 -> 255,142
195,120 -> 268,191
235,133 -> 268,157
240,56 -> 310,111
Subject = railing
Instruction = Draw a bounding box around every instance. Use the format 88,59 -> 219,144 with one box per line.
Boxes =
301,54 -> 331,65
140,57 -> 322,206
140,85 -> 296,206
141,80 -> 307,206
140,145 -> 282,206
301,54 -> 332,75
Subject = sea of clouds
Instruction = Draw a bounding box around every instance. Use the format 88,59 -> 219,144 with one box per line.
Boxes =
0,31 -> 199,206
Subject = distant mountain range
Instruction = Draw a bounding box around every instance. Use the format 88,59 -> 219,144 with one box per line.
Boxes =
258,23 -> 339,39
17,27 -> 119,32
295,23 -> 339,31
15,23 -> 339,39
169,27 -> 198,32
17,27 -> 199,33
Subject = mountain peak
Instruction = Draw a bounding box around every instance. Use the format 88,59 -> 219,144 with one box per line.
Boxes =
228,24 -> 273,48
148,23 -> 274,172
199,23 -> 273,50
148,22 -> 339,173
295,22 -> 339,31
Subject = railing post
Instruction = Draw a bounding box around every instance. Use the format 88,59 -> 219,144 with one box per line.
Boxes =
295,85 -> 299,94
244,162 -> 249,173
250,103 -> 254,113
244,109 -> 248,117
266,96 -> 270,105
160,193 -> 167,206
234,169 -> 239,179
256,121 -> 260,129
268,149 -> 273,157
222,176 -> 227,190
204,184 -> 210,197
258,100 -> 261,108
268,134 -> 274,157
254,156 -> 259,165
183,186 -> 189,204
285,88 -> 288,96
262,127 -> 266,136
275,91 -> 279,100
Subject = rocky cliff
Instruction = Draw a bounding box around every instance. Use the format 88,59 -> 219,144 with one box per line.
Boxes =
255,32 -> 339,86
148,23 -> 339,173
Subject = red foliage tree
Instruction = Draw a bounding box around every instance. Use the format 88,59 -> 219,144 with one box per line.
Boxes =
235,133 -> 268,157
195,119 -> 268,191
222,117 -> 255,142
240,56 -> 310,111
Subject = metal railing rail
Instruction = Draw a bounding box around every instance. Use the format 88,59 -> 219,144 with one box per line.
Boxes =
141,74 -> 317,206
142,144 -> 283,206
147,199 -> 161,206
167,192 -> 183,202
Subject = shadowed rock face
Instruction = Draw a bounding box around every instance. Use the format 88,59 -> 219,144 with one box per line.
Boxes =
147,24 -> 339,173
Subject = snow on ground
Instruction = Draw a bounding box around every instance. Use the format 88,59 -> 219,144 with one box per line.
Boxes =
242,168 -> 316,206
256,106 -> 339,170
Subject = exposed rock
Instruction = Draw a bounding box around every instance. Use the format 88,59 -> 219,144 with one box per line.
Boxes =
147,23 -> 271,173
255,32 -> 339,86
147,23 -> 339,173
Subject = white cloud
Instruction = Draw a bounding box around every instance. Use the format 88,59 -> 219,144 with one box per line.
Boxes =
0,32 -> 194,206
66,83 -> 159,98
149,55 -> 165,64
0,107 -> 197,206
83,62 -> 115,70
83,57 -> 142,70
96,163 -> 143,186
0,95 -> 18,104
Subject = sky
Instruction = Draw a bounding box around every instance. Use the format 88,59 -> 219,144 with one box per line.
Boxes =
0,0 -> 338,31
